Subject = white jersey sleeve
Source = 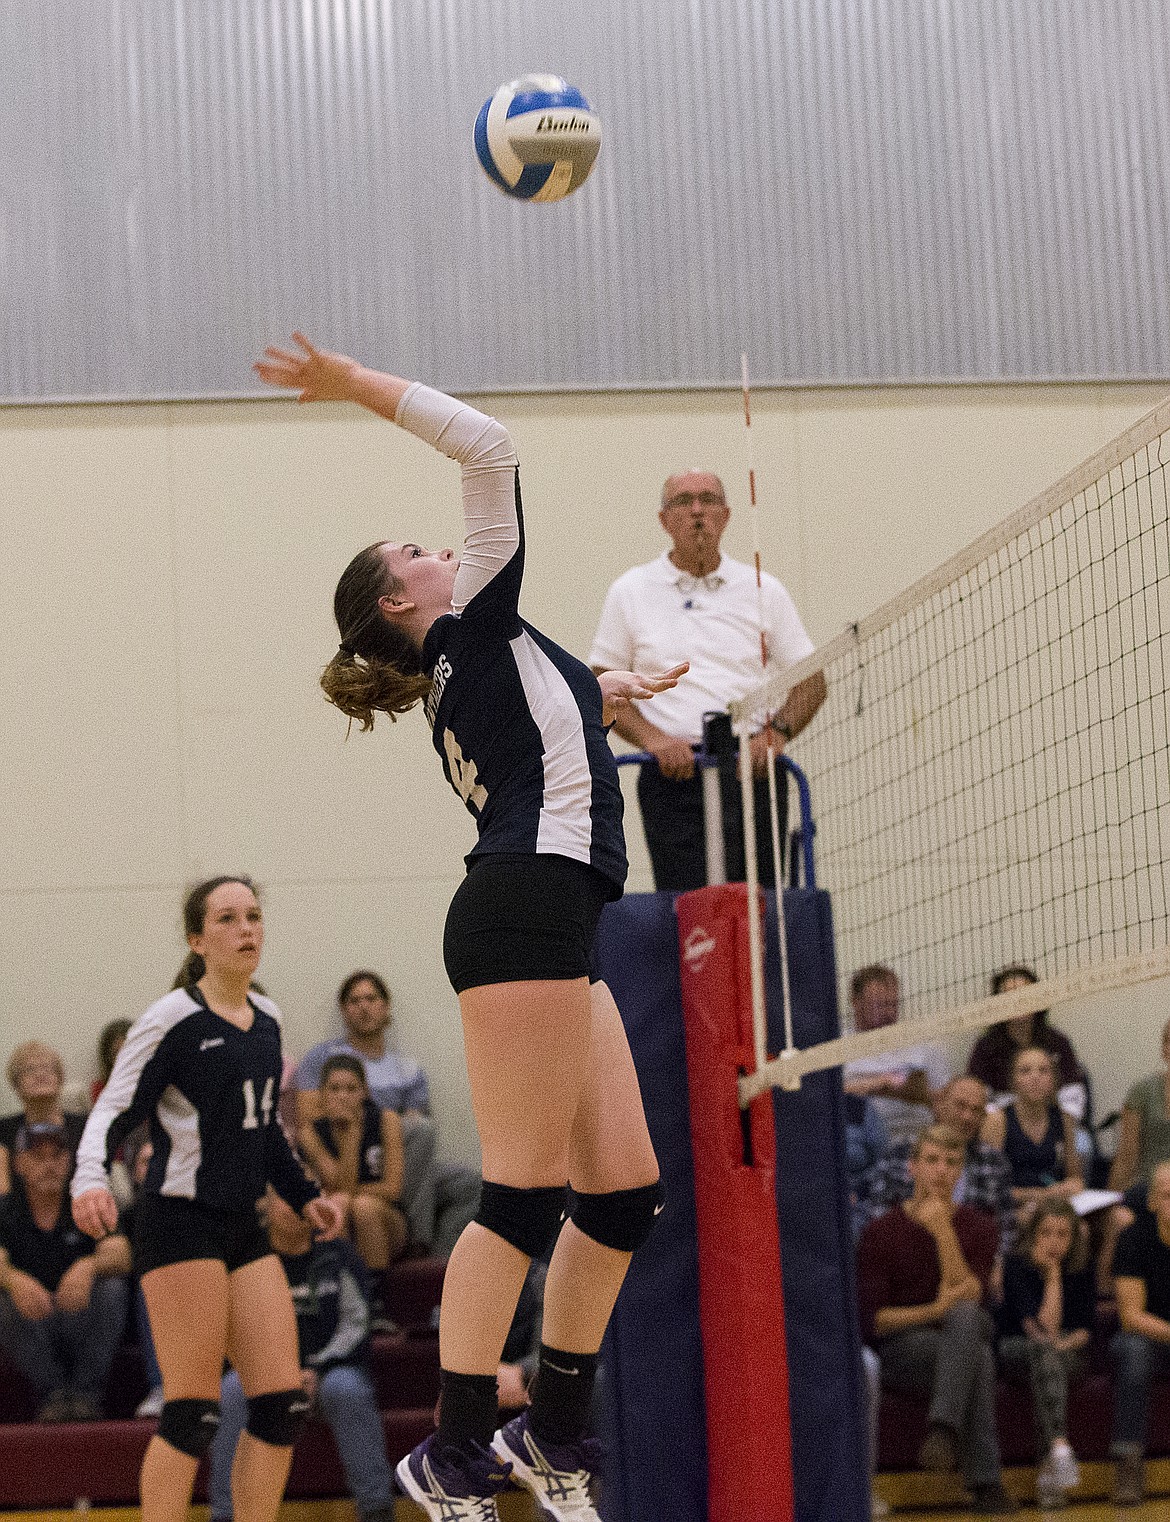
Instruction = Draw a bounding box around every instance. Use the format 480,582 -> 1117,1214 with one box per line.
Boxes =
71,990 -> 195,1198
394,382 -> 520,614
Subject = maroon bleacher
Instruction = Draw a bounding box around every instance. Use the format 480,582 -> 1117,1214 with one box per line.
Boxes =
0,1256 -> 446,1509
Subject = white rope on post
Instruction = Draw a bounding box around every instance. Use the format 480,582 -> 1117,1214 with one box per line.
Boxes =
737,714 -> 769,1081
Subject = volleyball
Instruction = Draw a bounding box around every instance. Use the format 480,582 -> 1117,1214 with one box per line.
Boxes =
474,74 -> 601,202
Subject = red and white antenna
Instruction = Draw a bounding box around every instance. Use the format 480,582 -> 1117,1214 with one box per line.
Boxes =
739,352 -> 796,1078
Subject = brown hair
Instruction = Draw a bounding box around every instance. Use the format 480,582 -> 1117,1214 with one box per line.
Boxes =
911,1123 -> 966,1160
1010,1043 -> 1056,1086
338,970 -> 390,1007
1017,1198 -> 1088,1272
96,1019 -> 133,1083
173,875 -> 258,988
850,963 -> 898,1001
319,543 -> 433,732
320,1053 -> 369,1091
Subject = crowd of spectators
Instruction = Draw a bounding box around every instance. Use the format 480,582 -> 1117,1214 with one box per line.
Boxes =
2,951 -> 1168,1516
848,961 -> 1170,1514
0,969 -> 480,1458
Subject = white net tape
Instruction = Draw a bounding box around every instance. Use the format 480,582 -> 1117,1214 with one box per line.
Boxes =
733,398 -> 1170,1101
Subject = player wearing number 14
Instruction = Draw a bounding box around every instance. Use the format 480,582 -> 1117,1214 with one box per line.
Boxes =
71,877 -> 343,1522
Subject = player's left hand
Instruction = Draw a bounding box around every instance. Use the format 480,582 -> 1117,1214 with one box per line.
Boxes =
303,1194 -> 346,1241
598,663 -> 689,726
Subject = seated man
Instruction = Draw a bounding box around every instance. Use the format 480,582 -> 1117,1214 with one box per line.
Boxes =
857,1124 -> 1015,1515
0,1041 -> 87,1195
0,1122 -> 130,1420
294,971 -> 479,1256
843,967 -> 951,1147
863,1076 -> 1014,1253
208,1192 -> 395,1522
1109,1159 -> 1170,1508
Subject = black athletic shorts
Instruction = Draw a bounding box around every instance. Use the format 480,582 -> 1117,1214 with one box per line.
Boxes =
134,1192 -> 272,1277
443,852 -> 614,994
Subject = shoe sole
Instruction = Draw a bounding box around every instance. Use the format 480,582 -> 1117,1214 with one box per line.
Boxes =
490,1434 -> 598,1522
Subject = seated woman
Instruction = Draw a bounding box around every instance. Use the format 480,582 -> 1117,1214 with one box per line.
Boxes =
298,1054 -> 408,1303
0,1042 -> 86,1196
982,1046 -> 1083,1215
996,1199 -> 1094,1509
968,966 -> 1087,1115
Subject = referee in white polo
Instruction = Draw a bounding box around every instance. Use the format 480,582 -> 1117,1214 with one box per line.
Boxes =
589,469 -> 826,891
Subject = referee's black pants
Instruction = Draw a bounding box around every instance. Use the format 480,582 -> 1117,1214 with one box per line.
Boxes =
635,760 -> 787,893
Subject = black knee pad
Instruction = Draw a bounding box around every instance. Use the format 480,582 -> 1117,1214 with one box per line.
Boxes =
157,1397 -> 220,1458
570,1180 -> 665,1252
475,1180 -> 566,1257
246,1388 -> 311,1447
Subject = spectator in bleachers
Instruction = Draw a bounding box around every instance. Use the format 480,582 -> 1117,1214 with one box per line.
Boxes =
1108,1016 -> 1170,1195
208,1190 -> 395,1522
0,1121 -> 130,1420
863,1076 -> 1014,1253
857,1125 -> 1015,1515
298,1054 -> 408,1321
294,971 -> 479,1257
996,1199 -> 1092,1509
1109,1159 -> 1170,1507
843,967 -> 952,1148
91,1019 -> 133,1105
981,1048 -> 1082,1214
0,1041 -> 87,1196
968,967 -> 1087,1105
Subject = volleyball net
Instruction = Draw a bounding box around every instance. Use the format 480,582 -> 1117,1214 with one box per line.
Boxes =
732,396 -> 1170,1102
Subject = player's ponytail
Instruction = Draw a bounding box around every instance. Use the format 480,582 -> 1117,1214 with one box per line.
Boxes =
320,542 -> 433,732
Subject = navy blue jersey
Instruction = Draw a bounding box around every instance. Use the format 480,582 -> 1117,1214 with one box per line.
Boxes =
420,469 -> 627,893
72,987 -> 319,1215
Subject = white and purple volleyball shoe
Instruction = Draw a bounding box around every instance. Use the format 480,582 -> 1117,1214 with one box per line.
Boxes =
395,1434 -> 512,1521
491,1410 -> 603,1519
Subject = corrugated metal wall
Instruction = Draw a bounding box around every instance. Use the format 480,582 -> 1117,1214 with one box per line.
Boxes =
1,0 -> 1167,400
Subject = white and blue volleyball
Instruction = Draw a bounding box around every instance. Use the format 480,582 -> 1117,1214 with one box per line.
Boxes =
474,74 -> 601,202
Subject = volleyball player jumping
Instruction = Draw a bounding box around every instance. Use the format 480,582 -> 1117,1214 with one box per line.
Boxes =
71,876 -> 343,1522
255,334 -> 681,1521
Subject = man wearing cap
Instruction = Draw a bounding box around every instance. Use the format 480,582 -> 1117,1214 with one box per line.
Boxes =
0,1121 -> 130,1420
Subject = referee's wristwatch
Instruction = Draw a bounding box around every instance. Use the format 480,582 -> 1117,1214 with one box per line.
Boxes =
769,718 -> 793,742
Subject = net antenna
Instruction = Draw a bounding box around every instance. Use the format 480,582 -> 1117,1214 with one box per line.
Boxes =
732,394 -> 1170,1105
739,353 -> 797,1092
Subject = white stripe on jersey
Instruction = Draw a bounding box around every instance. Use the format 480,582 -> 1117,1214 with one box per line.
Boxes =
72,989 -> 199,1199
158,1084 -> 201,1197
508,628 -> 594,863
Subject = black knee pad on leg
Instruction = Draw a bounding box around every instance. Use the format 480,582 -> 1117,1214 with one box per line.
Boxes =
570,1180 -> 665,1252
475,1180 -> 566,1257
246,1388 -> 311,1447
158,1397 -> 221,1458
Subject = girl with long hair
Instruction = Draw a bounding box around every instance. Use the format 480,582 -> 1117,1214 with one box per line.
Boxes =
255,333 -> 683,1521
71,876 -> 343,1522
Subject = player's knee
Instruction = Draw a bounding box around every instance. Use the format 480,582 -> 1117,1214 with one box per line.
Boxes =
350,1192 -> 386,1222
570,1180 -> 665,1252
475,1180 -> 566,1257
246,1388 -> 311,1448
157,1397 -> 221,1459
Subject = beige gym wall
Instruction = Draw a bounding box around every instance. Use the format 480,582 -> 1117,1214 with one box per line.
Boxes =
1,380 -> 1166,1159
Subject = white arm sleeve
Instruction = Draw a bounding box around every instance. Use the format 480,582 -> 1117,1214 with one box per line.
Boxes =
394,382 -> 520,614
